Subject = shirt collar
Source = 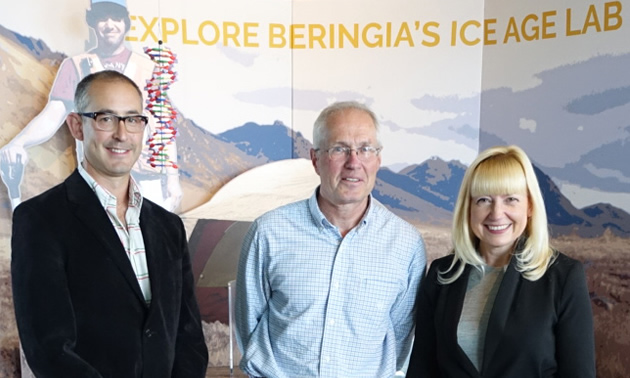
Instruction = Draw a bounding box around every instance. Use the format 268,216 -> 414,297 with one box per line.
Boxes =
308,186 -> 373,231
77,163 -> 143,210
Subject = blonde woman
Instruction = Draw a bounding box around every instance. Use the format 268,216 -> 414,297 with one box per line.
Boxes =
407,145 -> 595,378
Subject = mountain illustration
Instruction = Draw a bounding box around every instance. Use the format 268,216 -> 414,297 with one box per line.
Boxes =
479,53 -> 630,195
1,25 -> 629,238
0,25 -> 71,237
218,120 -> 312,161
218,120 -> 630,237
219,124 -> 457,224
372,178 -> 452,226
0,24 -> 64,61
535,165 -> 630,237
378,157 -> 467,212
480,130 -> 630,237
541,132 -> 630,193
173,117 -> 267,209
0,26 -> 270,223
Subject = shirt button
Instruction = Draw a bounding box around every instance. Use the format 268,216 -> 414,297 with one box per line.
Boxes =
329,319 -> 335,326
145,329 -> 153,338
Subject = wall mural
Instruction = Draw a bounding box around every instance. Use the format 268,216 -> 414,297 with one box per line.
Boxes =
0,0 -> 628,376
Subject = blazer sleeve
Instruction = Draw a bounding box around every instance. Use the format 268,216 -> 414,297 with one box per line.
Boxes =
170,217 -> 209,378
11,203 -> 103,378
554,257 -> 596,378
406,261 -> 441,378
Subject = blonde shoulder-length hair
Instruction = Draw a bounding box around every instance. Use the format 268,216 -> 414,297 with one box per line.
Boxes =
439,145 -> 557,284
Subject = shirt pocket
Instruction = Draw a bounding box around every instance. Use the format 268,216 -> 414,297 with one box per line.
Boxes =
352,278 -> 400,329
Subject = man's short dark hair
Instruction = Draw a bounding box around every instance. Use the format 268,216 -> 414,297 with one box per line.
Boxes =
74,70 -> 142,112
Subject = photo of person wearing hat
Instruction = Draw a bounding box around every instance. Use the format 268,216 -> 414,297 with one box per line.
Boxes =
0,0 -> 182,212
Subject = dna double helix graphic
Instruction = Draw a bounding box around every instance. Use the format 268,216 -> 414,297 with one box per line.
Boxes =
144,41 -> 178,170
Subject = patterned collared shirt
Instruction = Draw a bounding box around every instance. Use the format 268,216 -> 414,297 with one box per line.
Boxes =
236,190 -> 426,378
78,164 -> 151,304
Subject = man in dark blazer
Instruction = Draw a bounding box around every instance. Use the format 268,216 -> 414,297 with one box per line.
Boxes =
11,70 -> 208,377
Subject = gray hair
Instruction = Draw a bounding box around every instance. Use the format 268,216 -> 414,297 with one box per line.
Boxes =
312,101 -> 381,149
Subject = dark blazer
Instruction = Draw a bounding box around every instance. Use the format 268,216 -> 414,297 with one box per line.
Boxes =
407,252 -> 595,378
11,170 -> 208,378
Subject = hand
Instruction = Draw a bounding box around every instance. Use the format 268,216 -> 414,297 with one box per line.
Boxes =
0,143 -> 27,200
1,142 -> 29,165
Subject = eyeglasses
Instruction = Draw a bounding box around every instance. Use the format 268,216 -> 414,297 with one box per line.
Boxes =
316,145 -> 382,162
78,112 -> 148,133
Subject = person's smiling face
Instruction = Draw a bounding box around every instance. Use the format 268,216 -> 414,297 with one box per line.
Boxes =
311,108 -> 381,210
77,79 -> 144,185
95,15 -> 126,48
470,192 -> 531,257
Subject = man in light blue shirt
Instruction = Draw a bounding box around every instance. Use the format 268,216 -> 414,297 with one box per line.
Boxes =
235,101 -> 426,377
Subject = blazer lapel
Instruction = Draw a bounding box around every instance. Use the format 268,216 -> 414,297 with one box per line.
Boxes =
139,202 -> 163,312
65,171 -> 146,304
443,265 -> 469,343
481,259 -> 520,373
440,263 -> 481,375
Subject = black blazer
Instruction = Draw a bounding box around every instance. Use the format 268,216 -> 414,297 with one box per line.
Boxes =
407,252 -> 595,378
11,170 -> 208,378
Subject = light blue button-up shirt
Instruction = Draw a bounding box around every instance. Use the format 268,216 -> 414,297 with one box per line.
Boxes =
236,190 -> 426,377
